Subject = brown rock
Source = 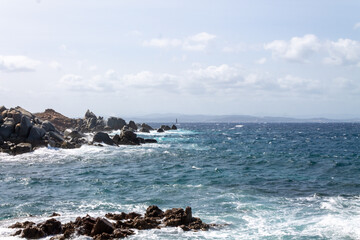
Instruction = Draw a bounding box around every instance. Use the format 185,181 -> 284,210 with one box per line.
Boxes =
145,205 -> 164,218
40,218 -> 62,235
91,218 -> 115,236
21,226 -> 46,239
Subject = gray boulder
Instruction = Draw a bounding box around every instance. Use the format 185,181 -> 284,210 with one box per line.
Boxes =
171,124 -> 177,130
14,106 -> 35,120
0,118 -> 15,139
139,127 -> 150,133
0,135 -> 3,145
27,125 -> 46,143
157,128 -> 164,133
120,130 -> 137,142
85,109 -> 97,119
64,129 -> 84,139
93,132 -> 114,145
128,120 -> 138,130
144,139 -> 158,143
41,120 -> 56,132
19,116 -> 32,138
107,117 -> 126,130
49,131 -> 64,143
161,125 -> 171,131
141,123 -> 153,131
0,105 -> 6,113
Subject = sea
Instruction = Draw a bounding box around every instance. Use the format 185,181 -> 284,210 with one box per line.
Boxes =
1,123 -> 360,239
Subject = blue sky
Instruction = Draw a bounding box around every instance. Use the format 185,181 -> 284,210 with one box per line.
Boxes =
0,0 -> 359,118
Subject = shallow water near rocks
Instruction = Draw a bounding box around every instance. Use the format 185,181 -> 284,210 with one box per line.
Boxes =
1,123 -> 360,239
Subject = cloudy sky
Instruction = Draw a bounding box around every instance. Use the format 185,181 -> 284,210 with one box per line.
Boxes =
0,0 -> 360,118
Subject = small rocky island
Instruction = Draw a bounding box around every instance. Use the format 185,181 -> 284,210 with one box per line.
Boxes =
9,206 -> 214,239
0,106 -> 177,155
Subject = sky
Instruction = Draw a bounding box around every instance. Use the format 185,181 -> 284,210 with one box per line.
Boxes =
0,0 -> 359,118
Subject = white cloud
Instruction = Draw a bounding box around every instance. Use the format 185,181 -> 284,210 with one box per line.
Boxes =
277,75 -> 320,92
354,22 -> 360,29
264,34 -> 320,62
49,61 -> 62,70
0,55 -> 40,72
59,74 -> 111,92
323,38 -> 360,66
143,32 -> 216,51
256,57 -> 267,64
143,38 -> 182,48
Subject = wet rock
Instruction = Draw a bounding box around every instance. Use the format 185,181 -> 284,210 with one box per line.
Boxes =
11,229 -> 22,236
49,212 -> 61,217
91,218 -> 115,236
0,105 -> 6,113
112,228 -> 134,238
75,215 -> 96,236
128,120 -> 138,130
93,132 -> 114,146
0,135 -> 3,145
21,226 -> 46,239
124,217 -> 160,230
64,129 -> 84,139
139,127 -> 150,133
0,118 -> 15,139
40,218 -> 62,235
163,207 -> 193,227
161,125 -> 171,131
141,123 -> 153,131
157,128 -> 164,133
49,131 -> 65,143
11,143 -> 32,155
171,124 -> 177,130
144,139 -> 157,143
145,205 -> 164,218
107,117 -> 126,130
9,221 -> 35,229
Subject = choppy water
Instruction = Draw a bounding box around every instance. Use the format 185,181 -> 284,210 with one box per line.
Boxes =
1,123 -> 360,239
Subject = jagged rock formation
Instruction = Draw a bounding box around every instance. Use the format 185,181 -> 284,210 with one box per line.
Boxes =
35,109 -> 78,133
9,206 -> 215,239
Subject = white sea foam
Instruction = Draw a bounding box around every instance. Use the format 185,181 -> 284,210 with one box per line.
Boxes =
235,125 -> 244,128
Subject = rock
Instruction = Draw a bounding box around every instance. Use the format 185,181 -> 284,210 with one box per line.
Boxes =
85,110 -> 97,119
157,128 -> 164,133
124,217 -> 160,230
0,118 -> 15,139
141,123 -> 153,131
9,110 -> 22,124
35,109 -> 78,132
139,127 -> 150,133
64,129 -> 84,139
49,212 -> 61,217
107,117 -> 126,130
42,120 -> 57,132
0,105 -> 6,113
27,125 -> 46,143
49,131 -> 65,143
15,106 -> 35,120
128,120 -> 138,130
9,221 -> 35,229
75,215 -> 96,236
21,226 -> 46,239
161,125 -> 171,131
0,135 -> 3,145
112,228 -> 134,238
145,205 -> 164,218
19,116 -> 32,138
40,218 -> 62,235
93,132 -> 114,146
144,139 -> 157,143
163,207 -> 193,227
0,114 -> 3,124
12,143 -> 32,155
171,124 -> 177,130
91,218 -> 115,236
117,130 -> 139,145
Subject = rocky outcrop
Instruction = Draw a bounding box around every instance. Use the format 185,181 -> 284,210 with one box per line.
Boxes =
93,132 -> 115,146
106,117 -> 126,130
0,106 -> 81,155
9,206 -> 215,239
78,110 -> 105,133
35,109 -> 77,132
171,124 -> 177,130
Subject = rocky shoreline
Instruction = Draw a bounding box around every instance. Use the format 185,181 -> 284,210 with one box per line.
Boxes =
0,106 -> 177,155
8,206 -> 215,239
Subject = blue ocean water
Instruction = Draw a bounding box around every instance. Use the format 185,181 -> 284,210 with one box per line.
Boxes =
1,123 -> 360,239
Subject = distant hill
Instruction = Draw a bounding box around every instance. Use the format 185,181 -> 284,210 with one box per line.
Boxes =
126,113 -> 360,123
